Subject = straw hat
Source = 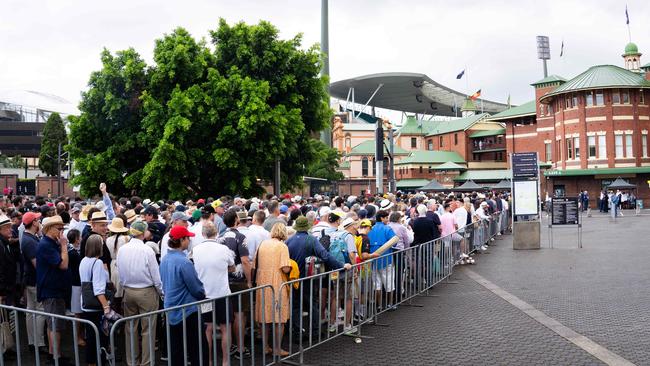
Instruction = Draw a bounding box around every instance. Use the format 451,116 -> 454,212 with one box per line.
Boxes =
124,209 -> 137,223
80,205 -> 92,221
90,211 -> 109,224
42,215 -> 64,232
108,217 -> 128,233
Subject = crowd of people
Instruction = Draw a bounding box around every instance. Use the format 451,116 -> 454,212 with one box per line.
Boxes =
0,184 -> 509,365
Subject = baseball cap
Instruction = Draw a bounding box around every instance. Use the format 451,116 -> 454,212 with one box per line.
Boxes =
169,225 -> 195,240
171,211 -> 190,222
359,219 -> 372,228
22,212 -> 41,225
279,205 -> 289,214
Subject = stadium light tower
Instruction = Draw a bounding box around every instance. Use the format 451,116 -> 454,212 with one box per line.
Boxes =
536,36 -> 551,78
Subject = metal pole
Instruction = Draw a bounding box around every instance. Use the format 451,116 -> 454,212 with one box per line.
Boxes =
543,59 -> 548,78
319,0 -> 332,147
274,159 -> 281,197
388,128 -> 395,192
375,124 -> 384,195
57,142 -> 61,196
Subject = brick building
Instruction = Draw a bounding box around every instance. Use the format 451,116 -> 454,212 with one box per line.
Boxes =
496,42 -> 650,205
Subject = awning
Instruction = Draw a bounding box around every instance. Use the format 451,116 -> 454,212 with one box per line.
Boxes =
607,177 -> 636,190
454,180 -> 484,192
396,179 -> 431,189
491,179 -> 512,190
417,179 -> 448,192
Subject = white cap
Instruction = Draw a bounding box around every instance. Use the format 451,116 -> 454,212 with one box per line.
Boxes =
95,201 -> 107,212
318,206 -> 331,218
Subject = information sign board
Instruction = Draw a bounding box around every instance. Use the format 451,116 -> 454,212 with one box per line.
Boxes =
551,197 -> 580,225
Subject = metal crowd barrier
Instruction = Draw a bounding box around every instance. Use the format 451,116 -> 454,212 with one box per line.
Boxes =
0,304 -> 102,366
1,214 -> 508,366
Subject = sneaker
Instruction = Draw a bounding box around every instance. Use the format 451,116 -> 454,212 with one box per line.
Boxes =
160,355 -> 168,362
328,324 -> 338,333
480,245 -> 488,251
458,259 -> 465,265
460,253 -> 470,259
490,238 -> 495,242
233,347 -> 251,360
343,325 -> 358,333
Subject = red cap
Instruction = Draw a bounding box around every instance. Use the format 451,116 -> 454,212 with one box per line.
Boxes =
169,225 -> 195,240
22,212 -> 42,225
197,199 -> 205,204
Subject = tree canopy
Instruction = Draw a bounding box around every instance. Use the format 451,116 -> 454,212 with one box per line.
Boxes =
69,20 -> 337,199
39,112 -> 68,176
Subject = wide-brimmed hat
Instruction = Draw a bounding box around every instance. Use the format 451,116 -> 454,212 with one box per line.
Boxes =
293,216 -> 311,232
108,217 -> 128,233
90,211 -> 109,224
0,214 -> 10,227
124,209 -> 137,223
130,220 -> 148,236
379,199 -> 394,211
42,215 -> 64,232
80,205 -> 92,221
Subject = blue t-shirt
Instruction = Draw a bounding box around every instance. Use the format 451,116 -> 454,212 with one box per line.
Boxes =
368,222 -> 396,269
36,235 -> 70,302
160,249 -> 206,325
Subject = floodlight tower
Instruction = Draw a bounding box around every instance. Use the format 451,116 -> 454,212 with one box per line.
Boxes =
536,36 -> 551,78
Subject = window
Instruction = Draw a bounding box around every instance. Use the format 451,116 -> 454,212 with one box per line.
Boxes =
640,91 -> 646,104
473,153 -> 481,161
496,152 -> 504,161
565,96 -> 572,109
411,137 -> 417,148
598,135 -> 607,158
572,93 -> 578,108
539,105 -> 545,116
588,136 -> 596,158
612,89 -> 620,104
439,136 -> 443,147
428,166 -> 432,173
621,90 -> 630,104
454,133 -> 458,145
419,166 -> 423,173
643,134 -> 648,157
615,135 -> 624,158
625,134 -> 633,157
566,138 -> 573,159
497,136 -> 502,144
427,140 -> 433,150
549,104 -> 554,114
556,141 -> 562,161
574,137 -> 580,158
372,158 -> 376,176
585,91 -> 594,107
361,157 -> 368,177
345,135 -> 351,149
545,142 -> 552,161
595,90 -> 604,105
383,157 -> 389,175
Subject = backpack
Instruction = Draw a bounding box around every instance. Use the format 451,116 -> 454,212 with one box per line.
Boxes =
328,231 -> 350,265
319,229 -> 331,250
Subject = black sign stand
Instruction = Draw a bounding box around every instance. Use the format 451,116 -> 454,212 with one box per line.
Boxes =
548,197 -> 582,249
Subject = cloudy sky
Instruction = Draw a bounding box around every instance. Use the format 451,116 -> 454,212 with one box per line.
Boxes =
2,0 -> 649,117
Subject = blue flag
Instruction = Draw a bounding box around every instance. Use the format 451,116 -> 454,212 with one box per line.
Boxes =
456,70 -> 465,79
626,5 -> 629,25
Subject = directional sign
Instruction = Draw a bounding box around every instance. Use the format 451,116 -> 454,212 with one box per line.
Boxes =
512,152 -> 539,179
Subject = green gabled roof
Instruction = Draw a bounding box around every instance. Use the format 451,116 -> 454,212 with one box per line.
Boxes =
541,65 -> 650,102
396,179 -> 431,189
348,139 -> 409,156
432,161 -> 466,170
531,74 -> 567,87
488,100 -> 536,121
544,166 -> 650,177
424,113 -> 489,136
454,169 -> 512,182
469,128 -> 506,138
395,151 -> 465,165
396,116 -> 431,135
641,62 -> 650,70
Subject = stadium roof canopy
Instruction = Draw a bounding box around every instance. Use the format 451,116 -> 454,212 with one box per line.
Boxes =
0,90 -> 79,116
329,72 -> 509,117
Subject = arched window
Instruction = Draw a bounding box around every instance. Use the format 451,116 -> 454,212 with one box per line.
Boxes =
361,157 -> 368,177
383,157 -> 389,175
345,134 -> 351,149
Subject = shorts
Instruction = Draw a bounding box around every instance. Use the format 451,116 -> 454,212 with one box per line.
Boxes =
70,286 -> 82,314
372,265 -> 395,292
330,271 -> 354,300
229,282 -> 251,313
43,298 -> 67,331
201,298 -> 231,325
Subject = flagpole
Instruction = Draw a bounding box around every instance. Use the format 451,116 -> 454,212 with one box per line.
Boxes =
465,64 -> 469,97
626,5 -> 632,43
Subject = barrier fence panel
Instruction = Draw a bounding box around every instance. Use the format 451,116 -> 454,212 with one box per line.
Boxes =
108,284 -> 276,366
0,304 -> 102,366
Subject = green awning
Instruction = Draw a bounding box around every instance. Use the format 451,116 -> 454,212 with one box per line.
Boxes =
472,148 -> 506,153
469,128 -> 506,138
544,167 -> 650,177
454,169 -> 512,182
432,161 -> 466,170
396,179 -> 431,188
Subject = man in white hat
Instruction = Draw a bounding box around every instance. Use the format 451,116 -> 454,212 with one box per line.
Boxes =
117,220 -> 162,366
0,214 -> 19,307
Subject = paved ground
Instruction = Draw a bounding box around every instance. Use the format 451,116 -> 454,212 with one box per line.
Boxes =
297,213 -> 649,365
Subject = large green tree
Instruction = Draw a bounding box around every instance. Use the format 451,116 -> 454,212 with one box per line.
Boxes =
39,112 -> 68,176
68,48 -> 149,197
69,20 -> 332,199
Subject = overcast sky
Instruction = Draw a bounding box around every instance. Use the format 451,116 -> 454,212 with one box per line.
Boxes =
2,0 -> 649,117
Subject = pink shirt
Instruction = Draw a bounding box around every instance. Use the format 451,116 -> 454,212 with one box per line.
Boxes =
440,212 -> 457,237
